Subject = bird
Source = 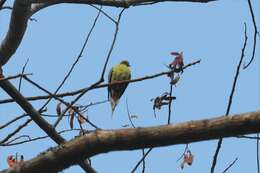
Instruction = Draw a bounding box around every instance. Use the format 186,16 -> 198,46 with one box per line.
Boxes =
108,60 -> 131,114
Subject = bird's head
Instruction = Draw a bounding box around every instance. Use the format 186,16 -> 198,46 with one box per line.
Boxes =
120,60 -> 130,67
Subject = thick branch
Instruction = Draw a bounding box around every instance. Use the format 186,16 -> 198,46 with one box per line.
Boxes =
30,0 -> 216,15
1,110 -> 260,173
0,0 -> 31,66
0,80 -> 95,172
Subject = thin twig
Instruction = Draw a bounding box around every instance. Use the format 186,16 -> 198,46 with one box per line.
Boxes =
0,60 -> 201,104
257,133 -> 260,173
141,149 -> 146,173
236,135 -> 260,140
0,0 -> 7,8
99,8 -> 125,81
0,73 -> 32,82
23,76 -> 99,129
131,148 -> 153,173
4,135 -> 31,144
0,6 -> 12,10
53,8 -> 125,128
18,58 -> 29,91
39,6 -> 103,111
0,119 -> 32,145
243,0 -> 259,69
126,99 -> 135,128
0,114 -> 27,129
222,157 -> 238,173
40,113 -> 70,117
126,99 -> 147,173
79,99 -> 109,112
176,144 -> 189,162
3,129 -> 81,146
89,4 -> 116,24
210,23 -> 248,173
167,84 -> 173,124
129,60 -> 201,172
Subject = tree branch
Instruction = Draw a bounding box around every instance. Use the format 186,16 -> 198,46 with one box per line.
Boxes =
0,60 -> 201,104
30,0 -> 217,15
0,80 -> 96,173
210,22 -> 248,173
0,0 -> 31,66
1,110 -> 260,173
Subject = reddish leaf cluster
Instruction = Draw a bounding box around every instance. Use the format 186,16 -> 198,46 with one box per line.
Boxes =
180,150 -> 194,169
169,52 -> 184,71
7,155 -> 24,168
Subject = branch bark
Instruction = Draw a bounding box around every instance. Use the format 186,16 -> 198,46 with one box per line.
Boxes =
0,59 -> 201,104
0,0 -> 30,66
1,110 -> 260,173
0,80 -> 96,173
30,0 -> 217,14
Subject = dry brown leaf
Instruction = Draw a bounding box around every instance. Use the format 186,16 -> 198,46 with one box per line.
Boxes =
56,102 -> 62,116
180,150 -> 194,169
69,108 -> 75,129
78,114 -> 86,124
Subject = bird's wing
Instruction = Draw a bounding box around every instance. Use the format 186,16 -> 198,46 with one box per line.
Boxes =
108,67 -> 113,99
116,67 -> 131,98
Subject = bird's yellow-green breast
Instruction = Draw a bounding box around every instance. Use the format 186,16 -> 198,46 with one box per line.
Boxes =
108,60 -> 131,113
110,63 -> 131,82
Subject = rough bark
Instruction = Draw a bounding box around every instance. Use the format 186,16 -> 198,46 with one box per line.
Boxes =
0,0 -> 30,66
1,110 -> 259,173
0,80 -> 96,172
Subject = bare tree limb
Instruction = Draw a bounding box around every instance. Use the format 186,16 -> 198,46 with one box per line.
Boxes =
0,119 -> 31,144
18,59 -> 29,91
257,133 -> 260,173
39,5 -> 102,111
0,0 -> 31,66
131,148 -> 152,173
30,0 -> 217,15
243,0 -> 259,69
0,0 -> 7,8
222,157 -> 238,173
0,114 -> 27,130
0,80 -> 96,173
0,60 -> 200,104
236,135 -> 260,140
0,73 -> 32,82
23,76 -> 99,129
53,8 -> 125,127
210,23 -> 248,173
2,129 -> 81,146
1,110 -> 260,173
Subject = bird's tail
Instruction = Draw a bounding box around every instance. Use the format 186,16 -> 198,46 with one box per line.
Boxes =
110,92 -> 120,117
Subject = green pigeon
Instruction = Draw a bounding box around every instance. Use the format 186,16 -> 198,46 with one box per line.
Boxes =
108,60 -> 131,114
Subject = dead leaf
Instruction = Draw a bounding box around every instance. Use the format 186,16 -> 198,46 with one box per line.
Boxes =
69,108 -> 75,129
78,114 -> 86,124
7,156 -> 15,167
180,150 -> 194,169
56,102 -> 62,116
169,51 -> 184,72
